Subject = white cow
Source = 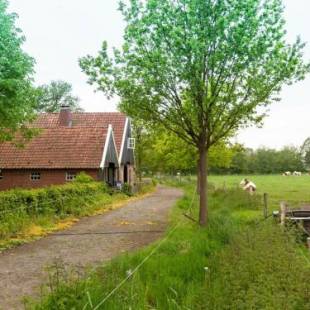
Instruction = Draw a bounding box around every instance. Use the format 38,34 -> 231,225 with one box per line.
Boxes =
240,178 -> 257,195
293,171 -> 302,176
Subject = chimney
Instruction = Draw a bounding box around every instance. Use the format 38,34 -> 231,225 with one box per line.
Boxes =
59,105 -> 72,127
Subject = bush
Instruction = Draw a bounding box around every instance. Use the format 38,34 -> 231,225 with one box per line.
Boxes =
0,180 -> 109,241
121,183 -> 133,196
74,172 -> 95,184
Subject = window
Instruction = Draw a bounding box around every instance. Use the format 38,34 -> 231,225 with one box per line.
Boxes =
66,172 -> 76,181
31,172 -> 41,180
0,170 -> 3,180
127,138 -> 135,149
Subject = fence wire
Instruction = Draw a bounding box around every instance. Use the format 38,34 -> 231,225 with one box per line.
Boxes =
85,187 -> 197,310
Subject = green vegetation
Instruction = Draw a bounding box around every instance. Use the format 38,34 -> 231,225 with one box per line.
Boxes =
301,137 -> 310,169
80,0 -> 309,225
226,146 -> 305,174
37,80 -> 83,113
134,124 -> 236,176
0,0 -> 38,142
0,176 -> 128,251
209,174 -> 310,209
134,129 -> 306,176
27,176 -> 310,309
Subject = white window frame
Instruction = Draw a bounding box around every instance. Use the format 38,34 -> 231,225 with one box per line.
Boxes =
127,138 -> 135,150
0,171 -> 3,180
30,172 -> 41,181
66,172 -> 76,181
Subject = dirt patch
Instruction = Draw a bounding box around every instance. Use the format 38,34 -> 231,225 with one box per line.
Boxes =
0,186 -> 182,309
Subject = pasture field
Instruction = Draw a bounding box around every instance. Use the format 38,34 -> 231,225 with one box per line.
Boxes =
209,174 -> 310,209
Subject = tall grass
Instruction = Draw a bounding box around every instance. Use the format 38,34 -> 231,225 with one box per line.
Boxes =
27,181 -> 310,309
203,223 -> 310,309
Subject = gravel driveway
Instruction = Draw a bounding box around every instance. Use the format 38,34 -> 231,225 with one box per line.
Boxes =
0,186 -> 183,309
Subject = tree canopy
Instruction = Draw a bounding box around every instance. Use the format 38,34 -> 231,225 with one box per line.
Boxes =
80,0 -> 309,225
37,80 -> 83,113
230,146 -> 304,174
0,0 -> 37,141
133,124 -> 235,176
301,137 -> 310,169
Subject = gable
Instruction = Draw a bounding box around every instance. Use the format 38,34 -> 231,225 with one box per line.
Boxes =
119,118 -> 135,165
100,126 -> 119,168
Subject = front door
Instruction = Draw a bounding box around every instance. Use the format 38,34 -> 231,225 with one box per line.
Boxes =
124,165 -> 128,183
108,163 -> 115,186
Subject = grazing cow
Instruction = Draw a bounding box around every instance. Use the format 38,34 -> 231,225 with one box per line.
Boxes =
282,171 -> 291,176
293,171 -> 302,176
240,178 -> 257,194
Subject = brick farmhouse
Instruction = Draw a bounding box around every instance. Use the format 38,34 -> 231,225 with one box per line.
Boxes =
0,107 -> 135,190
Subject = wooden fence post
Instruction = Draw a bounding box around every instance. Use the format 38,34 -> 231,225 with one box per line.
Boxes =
263,193 -> 268,219
280,202 -> 287,226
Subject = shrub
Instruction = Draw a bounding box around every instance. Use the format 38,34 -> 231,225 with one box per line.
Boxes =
121,183 -> 133,196
0,181 -> 109,241
74,172 -> 95,184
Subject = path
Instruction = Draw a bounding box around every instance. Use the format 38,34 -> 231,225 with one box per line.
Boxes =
0,186 -> 183,309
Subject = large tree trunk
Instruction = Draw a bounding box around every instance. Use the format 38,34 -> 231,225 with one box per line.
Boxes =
198,146 -> 208,226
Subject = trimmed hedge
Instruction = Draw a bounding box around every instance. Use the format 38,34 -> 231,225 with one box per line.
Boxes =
0,179 -> 110,240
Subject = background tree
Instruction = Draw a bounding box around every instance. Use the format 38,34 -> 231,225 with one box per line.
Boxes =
131,119 -> 152,181
230,145 -> 254,174
0,0 -> 38,142
80,0 -> 309,225
301,137 -> 310,169
133,123 -> 236,176
229,146 -> 304,174
37,80 -> 83,112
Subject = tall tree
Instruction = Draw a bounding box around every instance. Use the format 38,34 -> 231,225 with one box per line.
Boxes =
37,80 -> 83,112
80,0 -> 309,226
0,0 -> 37,142
132,122 -> 235,177
301,137 -> 310,169
230,146 -> 304,174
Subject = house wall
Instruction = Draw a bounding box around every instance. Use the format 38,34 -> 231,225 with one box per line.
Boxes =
119,120 -> 135,165
119,164 -> 135,186
0,169 -> 100,191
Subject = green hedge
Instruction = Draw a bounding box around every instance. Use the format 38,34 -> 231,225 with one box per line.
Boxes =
0,180 -> 109,240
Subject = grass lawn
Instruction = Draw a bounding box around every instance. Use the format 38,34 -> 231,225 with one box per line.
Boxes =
27,177 -> 310,309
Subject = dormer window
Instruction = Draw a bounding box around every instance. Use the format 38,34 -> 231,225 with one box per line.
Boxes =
127,138 -> 135,149
31,172 -> 41,180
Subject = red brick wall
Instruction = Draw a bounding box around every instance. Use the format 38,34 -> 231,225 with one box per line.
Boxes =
0,169 -> 100,191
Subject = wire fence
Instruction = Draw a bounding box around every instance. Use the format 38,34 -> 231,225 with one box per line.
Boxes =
0,194 -> 95,219
83,187 -> 197,310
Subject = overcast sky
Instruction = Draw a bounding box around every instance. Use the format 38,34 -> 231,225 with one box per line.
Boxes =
8,0 -> 310,149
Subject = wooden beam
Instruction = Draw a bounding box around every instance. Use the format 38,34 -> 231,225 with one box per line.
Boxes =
263,193 -> 268,219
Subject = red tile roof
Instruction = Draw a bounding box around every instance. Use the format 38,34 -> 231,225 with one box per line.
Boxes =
0,112 -> 127,169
